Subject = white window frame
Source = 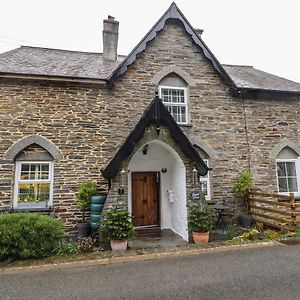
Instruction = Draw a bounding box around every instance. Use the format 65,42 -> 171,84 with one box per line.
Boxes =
199,159 -> 211,201
159,86 -> 188,124
276,158 -> 300,195
13,161 -> 54,209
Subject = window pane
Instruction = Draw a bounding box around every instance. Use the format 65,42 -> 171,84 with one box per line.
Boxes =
161,88 -> 187,123
20,164 -> 30,180
201,180 -> 208,196
162,89 -> 171,103
287,178 -> 298,192
41,164 -> 49,172
172,106 -> 180,122
180,107 -> 186,123
286,162 -> 297,176
277,161 -> 298,193
277,162 -> 286,177
21,164 -> 30,172
20,163 -> 50,180
278,178 -> 288,192
18,183 -> 50,203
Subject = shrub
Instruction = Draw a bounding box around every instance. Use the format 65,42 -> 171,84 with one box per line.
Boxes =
0,213 -> 64,259
188,206 -> 214,233
100,208 -> 135,240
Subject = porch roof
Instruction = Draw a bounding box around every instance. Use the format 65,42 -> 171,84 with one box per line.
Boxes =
101,95 -> 209,179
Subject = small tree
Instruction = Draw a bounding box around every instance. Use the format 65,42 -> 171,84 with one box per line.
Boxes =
76,181 -> 97,223
233,172 -> 254,212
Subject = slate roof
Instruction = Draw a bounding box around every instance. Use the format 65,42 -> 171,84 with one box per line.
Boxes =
0,46 -> 125,80
1,46 -> 300,94
223,65 -> 300,93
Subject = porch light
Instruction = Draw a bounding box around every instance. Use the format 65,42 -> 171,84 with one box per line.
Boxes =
118,168 -> 126,195
192,166 -> 198,187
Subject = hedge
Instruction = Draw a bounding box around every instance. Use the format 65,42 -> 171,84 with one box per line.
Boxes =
0,213 -> 64,259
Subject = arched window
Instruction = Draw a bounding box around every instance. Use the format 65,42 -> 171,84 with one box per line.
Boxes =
14,144 -> 54,209
276,147 -> 300,194
5,135 -> 61,209
158,73 -> 188,124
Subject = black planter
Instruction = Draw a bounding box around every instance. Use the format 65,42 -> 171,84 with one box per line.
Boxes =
77,223 -> 90,239
239,213 -> 253,228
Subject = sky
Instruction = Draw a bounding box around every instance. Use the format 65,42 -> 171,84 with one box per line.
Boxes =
1,0 -> 300,83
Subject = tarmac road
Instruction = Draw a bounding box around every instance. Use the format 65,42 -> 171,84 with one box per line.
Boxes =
1,244 -> 299,300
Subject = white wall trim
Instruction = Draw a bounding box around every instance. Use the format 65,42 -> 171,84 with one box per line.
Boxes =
127,139 -> 188,240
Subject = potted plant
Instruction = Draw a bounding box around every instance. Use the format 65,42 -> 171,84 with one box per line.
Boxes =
188,198 -> 214,244
76,180 -> 98,238
233,172 -> 254,228
100,207 -> 135,250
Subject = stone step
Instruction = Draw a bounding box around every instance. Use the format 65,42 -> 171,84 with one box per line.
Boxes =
135,226 -> 161,238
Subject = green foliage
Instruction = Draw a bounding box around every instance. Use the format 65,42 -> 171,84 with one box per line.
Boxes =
54,241 -> 78,256
295,229 -> 300,238
230,228 -> 261,244
263,229 -> 279,240
77,237 -> 94,253
233,172 -> 254,200
188,204 -> 214,233
226,224 -> 237,240
76,181 -> 98,222
100,208 -> 135,240
0,213 -> 64,259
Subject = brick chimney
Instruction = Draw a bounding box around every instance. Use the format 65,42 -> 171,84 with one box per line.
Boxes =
103,16 -> 119,61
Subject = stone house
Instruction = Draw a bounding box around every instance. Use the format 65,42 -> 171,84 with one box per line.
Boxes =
0,3 -> 300,240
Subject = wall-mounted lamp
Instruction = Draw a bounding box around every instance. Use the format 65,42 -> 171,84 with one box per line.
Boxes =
118,168 -> 126,194
192,166 -> 198,187
142,144 -> 149,155
161,168 -> 167,173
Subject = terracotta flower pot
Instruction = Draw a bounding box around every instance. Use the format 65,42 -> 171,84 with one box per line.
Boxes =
110,239 -> 128,251
192,231 -> 209,244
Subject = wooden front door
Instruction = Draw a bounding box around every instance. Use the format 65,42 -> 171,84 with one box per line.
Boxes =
132,172 -> 159,227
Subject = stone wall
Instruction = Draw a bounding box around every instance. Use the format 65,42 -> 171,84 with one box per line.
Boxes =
244,96 -> 300,193
0,20 -> 299,234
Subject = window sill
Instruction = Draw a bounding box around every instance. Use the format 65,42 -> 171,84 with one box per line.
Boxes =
12,206 -> 54,213
179,123 -> 193,128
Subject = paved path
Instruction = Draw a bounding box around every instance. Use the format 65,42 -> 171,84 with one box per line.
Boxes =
1,244 -> 299,299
